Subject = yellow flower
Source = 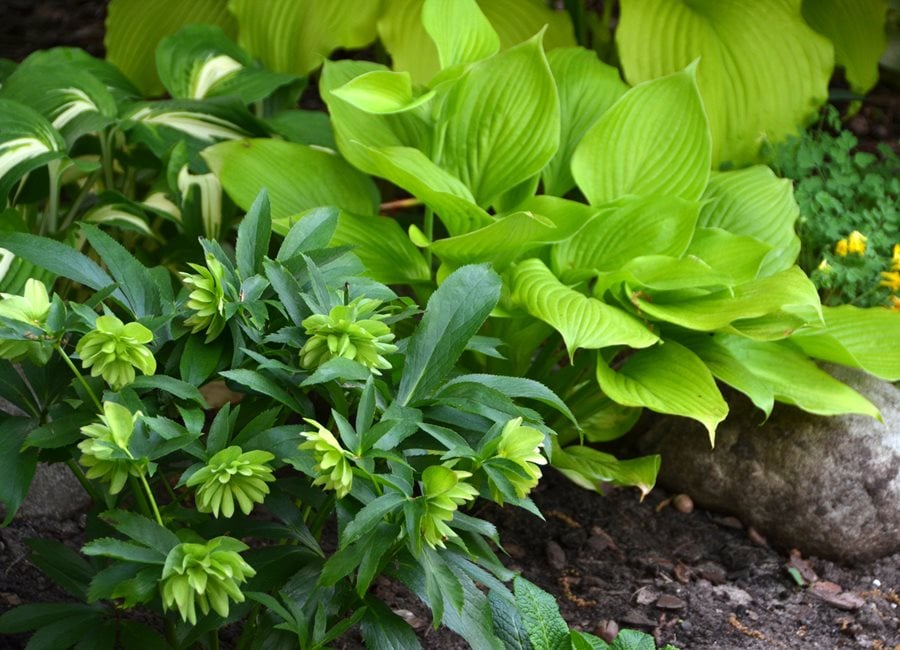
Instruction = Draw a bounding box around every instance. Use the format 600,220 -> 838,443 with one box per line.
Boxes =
880,271 -> 900,292
817,258 -> 830,272
847,231 -> 867,255
892,244 -> 900,271
889,296 -> 900,311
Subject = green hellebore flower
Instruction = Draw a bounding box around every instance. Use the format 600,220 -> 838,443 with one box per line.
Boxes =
420,465 -> 479,549
299,298 -> 397,375
186,445 -> 275,518
78,401 -> 143,494
160,536 -> 255,625
299,418 -> 354,499
76,315 -> 156,390
489,417 -> 547,504
0,278 -> 53,364
181,254 -> 227,342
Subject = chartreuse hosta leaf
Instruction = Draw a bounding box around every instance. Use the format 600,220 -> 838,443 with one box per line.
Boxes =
687,333 -> 776,416
542,47 -> 628,197
438,32 -> 560,208
717,336 -> 880,419
617,0 -> 833,167
553,195 -> 701,281
791,305 -> 900,382
698,166 -> 801,277
572,62 -> 710,206
632,266 -> 822,339
202,138 -> 379,220
229,0 -> 380,75
379,0 -> 575,85
156,25 -> 298,103
0,60 -> 117,145
430,196 -> 594,269
596,340 -> 728,444
683,228 -> 774,287
802,0 -> 888,94
511,258 -> 658,356
321,60 -> 431,177
551,442 -> 660,498
331,70 -> 434,114
0,100 -> 65,203
105,0 -> 236,96
422,0 -> 500,71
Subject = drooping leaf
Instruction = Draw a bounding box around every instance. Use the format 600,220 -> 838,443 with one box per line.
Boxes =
203,138 -> 380,219
571,62 -> 710,205
437,33 -> 560,207
802,0 -> 888,94
633,266 -> 822,338
791,306 -> 900,382
718,336 -> 881,419
0,418 -> 38,526
542,47 -> 628,197
553,196 -> 700,279
551,442 -> 660,498
616,0 -> 833,166
379,0 -> 576,85
595,340 -> 728,444
511,258 -> 658,356
422,0 -> 500,70
229,0 -> 381,75
105,0 -> 236,96
0,60 -> 118,145
397,264 -> 501,405
156,24 -> 298,103
0,99 -> 65,203
698,166 -> 801,277
443,374 -> 576,425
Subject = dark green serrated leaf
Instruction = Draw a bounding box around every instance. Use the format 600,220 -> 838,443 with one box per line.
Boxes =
514,576 -> 570,650
0,418 -> 38,526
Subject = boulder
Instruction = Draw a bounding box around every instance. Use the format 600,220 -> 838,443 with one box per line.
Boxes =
636,366 -> 900,563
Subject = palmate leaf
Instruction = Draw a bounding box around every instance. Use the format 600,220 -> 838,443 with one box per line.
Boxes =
542,47 -> 628,197
511,258 -> 658,356
802,0 -> 888,94
596,340 -> 728,444
0,99 -> 65,203
0,60 -> 118,145
437,33 -> 560,208
105,0 -> 236,96
156,24 -> 298,103
616,0 -> 833,167
791,305 -> 900,381
230,0 -> 381,75
379,0 -> 575,85
571,62 -> 710,206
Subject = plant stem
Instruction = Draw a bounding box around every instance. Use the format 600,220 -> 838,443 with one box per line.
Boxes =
138,473 -> 165,527
424,206 -> 434,269
99,128 -> 115,191
60,169 -> 102,231
56,343 -> 103,412
46,160 -> 62,235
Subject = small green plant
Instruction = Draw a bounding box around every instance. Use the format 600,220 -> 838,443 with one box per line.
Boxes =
767,106 -> 900,309
0,194 -> 576,648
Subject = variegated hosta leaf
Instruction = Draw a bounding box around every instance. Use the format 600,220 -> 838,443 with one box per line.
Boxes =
542,47 -> 628,197
571,62 -> 710,206
791,305 -> 900,381
178,166 -> 224,240
510,258 -> 658,356
802,0 -> 888,94
83,204 -> 155,238
617,0 -> 833,167
436,33 -> 560,208
21,48 -> 140,109
320,60 -> 432,178
379,0 -> 575,85
0,61 -> 117,145
595,340 -> 728,445
698,166 -> 801,277
230,0 -> 381,75
0,100 -> 66,203
105,0 -> 236,96
123,99 -> 267,157
156,25 -> 299,103
716,336 -> 880,419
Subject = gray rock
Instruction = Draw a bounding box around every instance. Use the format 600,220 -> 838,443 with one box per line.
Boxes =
636,365 -> 900,563
16,463 -> 90,520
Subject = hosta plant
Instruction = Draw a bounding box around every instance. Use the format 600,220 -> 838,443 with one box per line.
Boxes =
0,194 -> 579,648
